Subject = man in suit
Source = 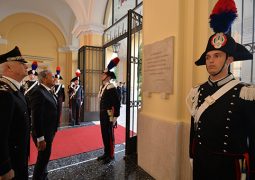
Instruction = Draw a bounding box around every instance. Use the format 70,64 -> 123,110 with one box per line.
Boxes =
186,0 -> 255,179
97,57 -> 120,164
0,46 -> 30,179
30,70 -> 58,180
68,74 -> 83,126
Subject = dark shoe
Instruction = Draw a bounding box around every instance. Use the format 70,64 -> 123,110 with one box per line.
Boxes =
97,154 -> 107,161
103,156 -> 114,164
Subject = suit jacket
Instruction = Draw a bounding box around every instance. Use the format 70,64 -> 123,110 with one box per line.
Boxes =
30,85 -> 58,142
0,77 -> 30,177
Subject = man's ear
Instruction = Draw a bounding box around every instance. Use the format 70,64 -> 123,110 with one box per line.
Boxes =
227,56 -> 234,65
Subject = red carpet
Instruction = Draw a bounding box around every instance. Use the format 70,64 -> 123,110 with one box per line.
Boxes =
29,125 -> 126,165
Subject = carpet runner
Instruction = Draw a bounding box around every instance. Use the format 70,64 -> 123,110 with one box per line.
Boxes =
29,125 -> 126,165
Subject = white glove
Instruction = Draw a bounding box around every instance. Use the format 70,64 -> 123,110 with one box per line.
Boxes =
190,158 -> 193,169
112,117 -> 117,123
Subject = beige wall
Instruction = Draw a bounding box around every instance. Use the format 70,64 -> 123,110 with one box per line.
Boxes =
79,33 -> 103,47
0,13 -> 73,106
138,0 -> 217,179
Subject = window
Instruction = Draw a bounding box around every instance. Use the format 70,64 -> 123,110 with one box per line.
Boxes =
231,0 -> 255,83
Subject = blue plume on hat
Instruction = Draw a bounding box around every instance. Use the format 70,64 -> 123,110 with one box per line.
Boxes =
56,66 -> 61,75
105,57 -> 120,72
31,61 -> 38,71
209,0 -> 237,33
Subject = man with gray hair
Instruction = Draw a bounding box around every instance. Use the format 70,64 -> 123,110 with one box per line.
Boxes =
30,70 -> 59,180
0,46 -> 30,179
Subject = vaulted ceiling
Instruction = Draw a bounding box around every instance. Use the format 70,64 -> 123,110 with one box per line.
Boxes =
0,0 -> 108,45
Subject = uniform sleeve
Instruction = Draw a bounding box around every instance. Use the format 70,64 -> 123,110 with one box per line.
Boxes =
30,89 -> 45,138
109,88 -> 121,117
243,99 -> 255,177
0,92 -> 14,175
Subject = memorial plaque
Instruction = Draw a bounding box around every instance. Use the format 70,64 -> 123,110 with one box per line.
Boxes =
143,36 -> 174,93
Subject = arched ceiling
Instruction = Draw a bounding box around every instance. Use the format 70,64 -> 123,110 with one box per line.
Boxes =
0,0 -> 108,46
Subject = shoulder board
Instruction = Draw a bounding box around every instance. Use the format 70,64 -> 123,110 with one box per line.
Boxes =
186,85 -> 201,115
0,84 -> 11,92
0,77 -> 17,92
107,83 -> 115,90
240,84 -> 255,101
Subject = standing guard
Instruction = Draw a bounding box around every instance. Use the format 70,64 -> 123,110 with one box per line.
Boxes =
54,66 -> 65,126
22,61 -> 39,121
97,57 -> 121,164
186,0 -> 255,179
68,69 -> 84,125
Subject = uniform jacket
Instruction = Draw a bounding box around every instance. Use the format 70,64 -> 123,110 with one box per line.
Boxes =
99,83 -> 120,117
30,85 -> 58,141
54,84 -> 65,103
187,74 -> 255,173
0,77 -> 30,176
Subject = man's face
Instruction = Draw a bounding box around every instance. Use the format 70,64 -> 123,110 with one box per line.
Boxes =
54,78 -> 59,84
8,61 -> 28,82
101,72 -> 108,81
205,50 -> 233,77
74,79 -> 79,85
29,73 -> 36,80
44,72 -> 55,88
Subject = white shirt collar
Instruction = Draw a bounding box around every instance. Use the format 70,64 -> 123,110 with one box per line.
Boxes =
3,76 -> 21,90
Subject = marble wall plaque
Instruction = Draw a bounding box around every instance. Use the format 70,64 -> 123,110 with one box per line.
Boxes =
143,36 -> 174,94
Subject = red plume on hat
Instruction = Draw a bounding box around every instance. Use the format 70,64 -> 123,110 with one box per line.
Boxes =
195,0 -> 253,66
75,69 -> 81,80
55,66 -> 63,80
103,57 -> 120,79
209,0 -> 237,33
104,57 -> 120,73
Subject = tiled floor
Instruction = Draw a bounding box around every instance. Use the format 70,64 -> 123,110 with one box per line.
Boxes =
29,144 -> 155,180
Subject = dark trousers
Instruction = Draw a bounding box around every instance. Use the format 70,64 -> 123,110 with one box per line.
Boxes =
70,99 -> 81,125
9,146 -> 28,180
99,110 -> 115,158
32,136 -> 54,180
193,145 -> 242,180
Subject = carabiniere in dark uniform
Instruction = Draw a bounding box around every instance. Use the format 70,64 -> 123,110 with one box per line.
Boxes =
0,77 -> 30,179
189,74 -> 255,179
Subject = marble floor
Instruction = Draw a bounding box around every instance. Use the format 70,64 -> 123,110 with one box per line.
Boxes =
29,144 -> 155,180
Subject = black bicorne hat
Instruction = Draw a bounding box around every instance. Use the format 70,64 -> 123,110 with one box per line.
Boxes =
195,0 -> 253,66
55,74 -> 63,80
103,57 -> 120,79
0,46 -> 27,64
104,71 -> 116,79
28,70 -> 38,76
195,33 -> 253,66
71,76 -> 78,82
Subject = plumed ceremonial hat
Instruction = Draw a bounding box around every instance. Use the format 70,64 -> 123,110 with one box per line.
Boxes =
0,46 -> 27,64
71,69 -> 81,82
103,57 -> 120,79
28,61 -> 38,75
55,66 -> 63,80
195,0 -> 253,66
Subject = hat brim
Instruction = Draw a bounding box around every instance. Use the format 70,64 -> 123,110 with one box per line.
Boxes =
195,43 -> 253,66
